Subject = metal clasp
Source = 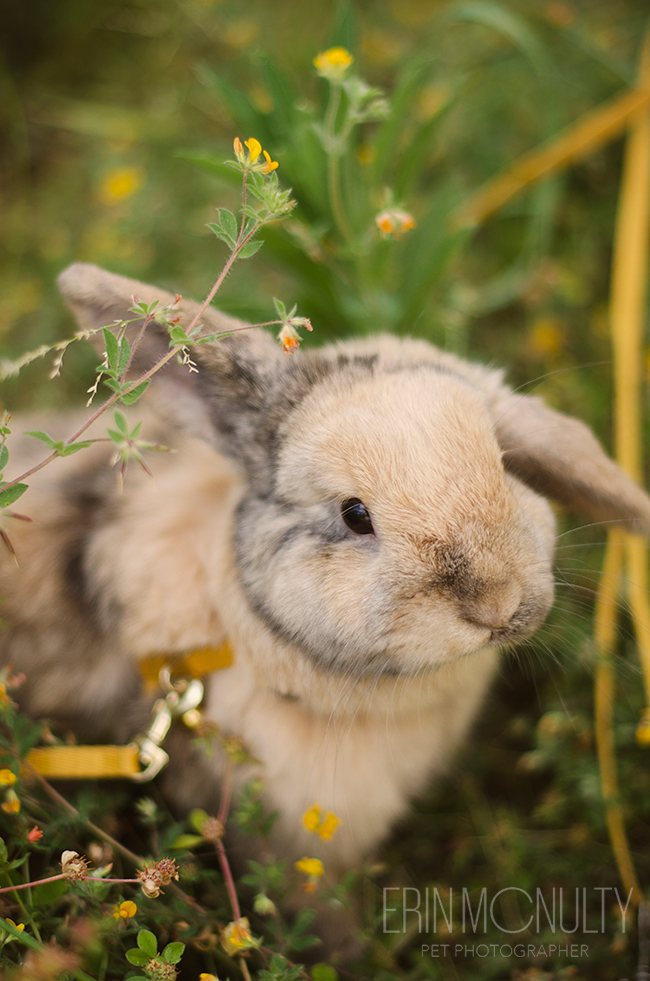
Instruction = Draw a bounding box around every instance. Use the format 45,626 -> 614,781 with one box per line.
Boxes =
130,670 -> 205,782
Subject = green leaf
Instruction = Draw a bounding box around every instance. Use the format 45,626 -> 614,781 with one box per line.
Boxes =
169,326 -> 189,344
273,298 -> 287,319
103,328 -> 119,372
311,964 -> 339,981
206,222 -> 236,249
118,337 -> 131,376
189,808 -> 209,833
237,239 -> 263,259
119,381 -> 149,406
0,484 -> 28,508
170,833 -> 204,850
0,445 -> 9,473
31,878 -> 69,906
218,208 -> 238,243
114,410 -> 128,434
162,942 -> 185,965
24,430 -> 58,449
443,0 -> 548,75
136,929 -> 158,958
57,441 -> 94,457
126,949 -> 150,967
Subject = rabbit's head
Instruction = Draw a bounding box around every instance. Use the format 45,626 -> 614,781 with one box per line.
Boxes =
58,264 -> 650,697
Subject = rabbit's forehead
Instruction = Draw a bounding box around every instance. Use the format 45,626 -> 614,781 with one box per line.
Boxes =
277,370 -> 508,513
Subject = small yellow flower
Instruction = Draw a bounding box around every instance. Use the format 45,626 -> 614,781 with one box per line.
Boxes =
244,138 -> 262,163
303,804 -> 321,832
113,900 -> 138,920
233,137 -> 279,174
295,857 -> 324,877
319,811 -> 340,840
1,791 -> 20,814
302,803 -> 341,839
0,769 -> 17,786
220,917 -> 258,955
314,46 -> 354,81
375,207 -> 416,239
261,149 -> 278,173
2,918 -> 25,943
97,167 -> 145,205
199,975 -> 218,981
295,856 -> 324,894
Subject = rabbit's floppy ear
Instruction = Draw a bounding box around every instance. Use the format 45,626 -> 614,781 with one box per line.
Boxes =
491,386 -> 650,536
58,263 -> 285,483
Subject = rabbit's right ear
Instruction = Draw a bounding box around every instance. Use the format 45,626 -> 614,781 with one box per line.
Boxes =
491,386 -> 650,537
58,263 -> 286,486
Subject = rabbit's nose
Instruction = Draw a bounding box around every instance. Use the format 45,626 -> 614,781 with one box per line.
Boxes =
463,588 -> 522,631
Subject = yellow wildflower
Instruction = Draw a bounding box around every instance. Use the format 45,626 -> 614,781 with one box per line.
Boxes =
6,919 -> 24,931
262,149 -> 278,173
314,46 -> 354,81
375,207 -> 416,239
199,975 -> 218,981
1,791 -> 20,814
527,316 -> 566,359
220,917 -> 258,955
302,803 -> 341,839
319,811 -> 340,840
295,856 -> 324,894
113,900 -> 138,920
295,857 -> 324,878
233,137 -> 279,174
303,804 -> 321,832
97,167 -> 145,205
0,769 -> 17,786
244,138 -> 262,163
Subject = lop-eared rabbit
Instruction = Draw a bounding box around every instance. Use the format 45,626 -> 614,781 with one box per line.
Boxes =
3,263 -> 650,948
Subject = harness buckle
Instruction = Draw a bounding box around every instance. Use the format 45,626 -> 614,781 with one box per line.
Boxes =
131,672 -> 205,782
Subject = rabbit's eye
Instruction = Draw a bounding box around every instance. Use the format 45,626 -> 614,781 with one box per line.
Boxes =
341,498 -> 374,535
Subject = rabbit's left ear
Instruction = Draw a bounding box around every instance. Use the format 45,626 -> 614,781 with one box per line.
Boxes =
491,388 -> 650,537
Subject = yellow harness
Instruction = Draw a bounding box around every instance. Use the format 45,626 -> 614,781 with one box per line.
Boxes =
24,640 -> 233,782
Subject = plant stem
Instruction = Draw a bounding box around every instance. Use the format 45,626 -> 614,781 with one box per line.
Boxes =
23,761 -> 208,914
324,82 -> 353,242
0,872 -> 66,894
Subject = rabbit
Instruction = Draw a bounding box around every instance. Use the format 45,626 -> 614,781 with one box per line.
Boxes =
3,262 -> 650,950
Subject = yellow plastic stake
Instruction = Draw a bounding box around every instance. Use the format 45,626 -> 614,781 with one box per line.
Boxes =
593,531 -> 641,905
453,83 -> 650,231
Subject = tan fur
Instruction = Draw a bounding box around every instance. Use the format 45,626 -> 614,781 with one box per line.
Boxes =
3,264 -> 650,915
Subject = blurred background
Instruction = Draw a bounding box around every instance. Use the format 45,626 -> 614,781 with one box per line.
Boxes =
2,1 -> 650,976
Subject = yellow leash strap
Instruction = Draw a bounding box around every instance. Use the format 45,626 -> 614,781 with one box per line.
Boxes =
25,744 -> 141,780
24,640 -> 234,782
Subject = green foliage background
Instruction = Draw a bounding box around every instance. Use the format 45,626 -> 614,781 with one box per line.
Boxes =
2,1 -> 650,979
